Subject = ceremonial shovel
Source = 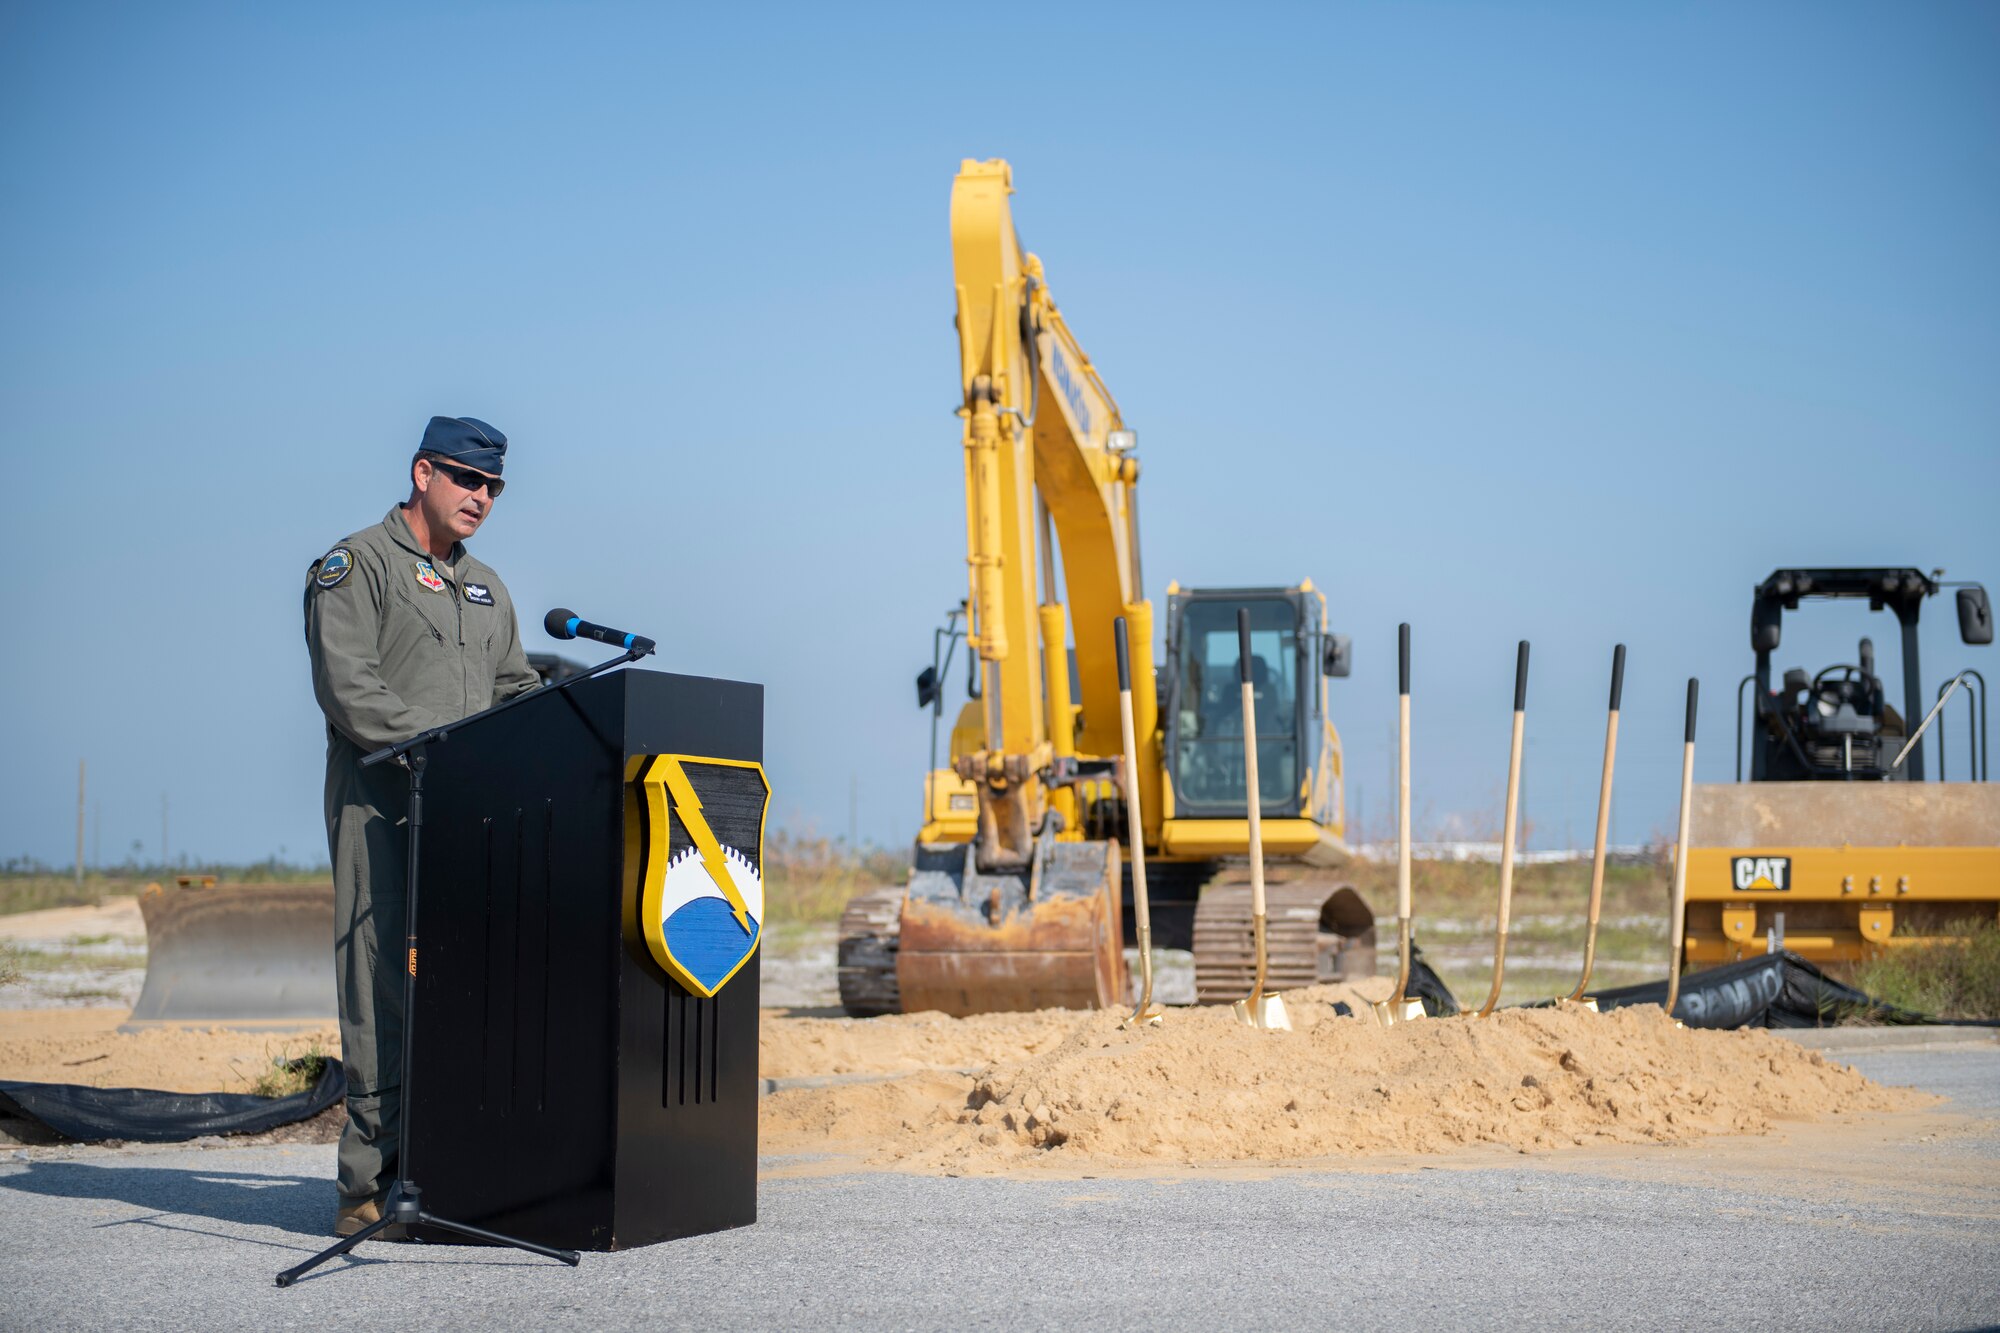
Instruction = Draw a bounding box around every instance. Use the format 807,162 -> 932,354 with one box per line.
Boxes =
1116,616 -> 1164,1029
1373,623 -> 1425,1026
1233,609 -> 1290,1032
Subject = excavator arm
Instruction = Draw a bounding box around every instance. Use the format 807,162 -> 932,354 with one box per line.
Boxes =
949,158 -> 1161,867
881,160 -> 1156,1014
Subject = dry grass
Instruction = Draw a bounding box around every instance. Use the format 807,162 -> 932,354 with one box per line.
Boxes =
0,864 -> 329,917
1337,855 -> 1675,1006
249,1041 -> 332,1099
763,833 -> 905,925
1851,921 -> 2000,1021
0,876 -> 112,917
1340,855 -> 1672,926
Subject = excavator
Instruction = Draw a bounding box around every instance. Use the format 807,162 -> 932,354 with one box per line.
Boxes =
837,159 -> 1370,1017
1683,567 -> 1997,966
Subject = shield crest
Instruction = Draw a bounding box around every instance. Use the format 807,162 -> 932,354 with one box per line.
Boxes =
633,754 -> 769,997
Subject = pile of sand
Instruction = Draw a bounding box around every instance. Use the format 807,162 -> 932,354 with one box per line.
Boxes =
0,1010 -> 339,1094
1,985 -> 1919,1171
762,1008 -> 1082,1081
760,986 -> 1921,1174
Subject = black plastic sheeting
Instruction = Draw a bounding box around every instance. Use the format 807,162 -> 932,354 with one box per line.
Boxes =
1405,946 -> 1461,1017
1332,941 -> 1462,1018
1587,950 -> 1939,1029
0,1059 -> 344,1144
1349,946 -> 1986,1031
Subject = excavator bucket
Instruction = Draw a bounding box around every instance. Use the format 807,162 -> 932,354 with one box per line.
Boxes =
121,880 -> 337,1032
896,840 -> 1125,1016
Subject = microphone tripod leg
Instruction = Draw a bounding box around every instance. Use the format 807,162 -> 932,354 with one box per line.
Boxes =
275,1214 -> 398,1287
413,1212 -> 582,1264
274,1209 -> 581,1287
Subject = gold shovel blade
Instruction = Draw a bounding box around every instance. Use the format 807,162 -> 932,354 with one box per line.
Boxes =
1121,1005 -> 1166,1030
1232,993 -> 1292,1031
1369,997 -> 1427,1027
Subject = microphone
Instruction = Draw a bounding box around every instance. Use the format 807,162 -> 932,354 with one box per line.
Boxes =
544,607 -> 656,654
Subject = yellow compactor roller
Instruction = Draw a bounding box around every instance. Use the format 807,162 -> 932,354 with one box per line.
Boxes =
838,160 -> 1372,1017
1684,567 -> 1996,965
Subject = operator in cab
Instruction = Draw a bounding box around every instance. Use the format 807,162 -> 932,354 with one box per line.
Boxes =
302,415 -> 539,1237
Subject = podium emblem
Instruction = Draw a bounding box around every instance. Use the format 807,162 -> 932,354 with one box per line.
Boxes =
634,754 -> 769,997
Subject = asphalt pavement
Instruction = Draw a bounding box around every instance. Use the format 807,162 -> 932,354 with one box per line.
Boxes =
2,1043 -> 1996,1331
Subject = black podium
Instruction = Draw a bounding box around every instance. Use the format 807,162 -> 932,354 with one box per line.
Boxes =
402,668 -> 764,1251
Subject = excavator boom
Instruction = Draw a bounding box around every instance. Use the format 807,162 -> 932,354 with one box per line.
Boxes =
893,159 -> 1151,1014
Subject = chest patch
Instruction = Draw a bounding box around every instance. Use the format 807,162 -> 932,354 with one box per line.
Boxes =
464,582 -> 496,607
315,548 -> 353,589
414,560 -> 448,594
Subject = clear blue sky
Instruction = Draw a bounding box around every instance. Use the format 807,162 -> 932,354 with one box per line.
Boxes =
2,3 -> 1995,868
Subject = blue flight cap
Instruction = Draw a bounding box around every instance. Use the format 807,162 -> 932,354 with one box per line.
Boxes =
420,416 -> 508,475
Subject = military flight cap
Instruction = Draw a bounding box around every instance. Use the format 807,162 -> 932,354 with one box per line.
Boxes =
421,415 -> 508,475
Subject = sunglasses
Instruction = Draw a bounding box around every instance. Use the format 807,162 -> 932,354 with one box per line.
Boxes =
430,459 -> 505,498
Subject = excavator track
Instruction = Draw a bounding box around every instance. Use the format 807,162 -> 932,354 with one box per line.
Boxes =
1191,870 -> 1375,1006
836,887 -> 904,1017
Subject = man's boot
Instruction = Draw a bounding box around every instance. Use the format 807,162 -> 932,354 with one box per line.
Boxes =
333,1193 -> 406,1240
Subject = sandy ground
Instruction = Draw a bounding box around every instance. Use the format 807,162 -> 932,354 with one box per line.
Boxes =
0,905 -> 1947,1185
4,971 -> 1922,1182
0,1008 -> 338,1095
0,897 -> 148,1010
0,899 -> 145,944
759,979 -> 1922,1175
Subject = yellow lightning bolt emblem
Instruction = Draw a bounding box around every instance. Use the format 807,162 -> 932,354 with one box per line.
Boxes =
655,755 -> 752,934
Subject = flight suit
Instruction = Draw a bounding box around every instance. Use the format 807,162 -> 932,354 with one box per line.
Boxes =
304,505 -> 538,1202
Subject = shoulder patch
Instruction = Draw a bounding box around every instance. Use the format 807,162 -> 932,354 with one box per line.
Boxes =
463,581 -> 496,606
414,560 -> 447,593
315,548 -> 354,589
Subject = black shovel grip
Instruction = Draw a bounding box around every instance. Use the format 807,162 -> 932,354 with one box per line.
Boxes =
1398,622 -> 1411,696
1684,677 -> 1699,743
1513,640 -> 1530,712
1114,616 -> 1131,692
1609,643 -> 1627,711
1238,608 -> 1254,685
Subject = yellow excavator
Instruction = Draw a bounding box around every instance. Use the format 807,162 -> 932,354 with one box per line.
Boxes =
838,159 -> 1371,1017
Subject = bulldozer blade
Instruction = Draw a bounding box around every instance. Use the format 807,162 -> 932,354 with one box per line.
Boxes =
897,840 -> 1125,1016
121,882 -> 336,1032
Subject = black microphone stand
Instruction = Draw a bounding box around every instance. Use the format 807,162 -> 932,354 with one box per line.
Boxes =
277,644 -> 650,1287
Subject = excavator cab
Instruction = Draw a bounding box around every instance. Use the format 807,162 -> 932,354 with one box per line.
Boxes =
1160,584 -> 1368,1003
1163,585 -> 1347,826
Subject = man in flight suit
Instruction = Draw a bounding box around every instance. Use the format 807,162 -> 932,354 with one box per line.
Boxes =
304,416 -> 539,1236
